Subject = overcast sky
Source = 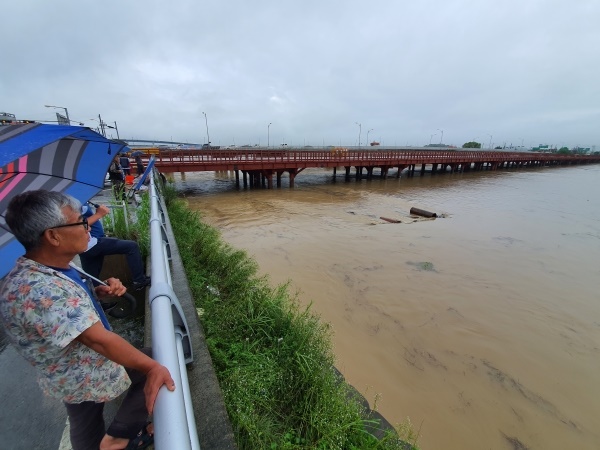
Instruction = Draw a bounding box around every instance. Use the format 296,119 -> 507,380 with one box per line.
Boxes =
2,0 -> 599,149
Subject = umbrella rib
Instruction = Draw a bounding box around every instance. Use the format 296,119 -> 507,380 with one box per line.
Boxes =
0,171 -> 105,188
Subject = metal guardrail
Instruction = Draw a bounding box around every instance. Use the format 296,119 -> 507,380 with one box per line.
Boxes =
147,167 -> 200,450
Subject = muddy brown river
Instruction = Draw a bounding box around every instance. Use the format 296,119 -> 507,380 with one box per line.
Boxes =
175,164 -> 600,450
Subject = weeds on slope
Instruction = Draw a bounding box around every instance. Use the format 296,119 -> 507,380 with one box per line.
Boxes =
162,186 -> 418,449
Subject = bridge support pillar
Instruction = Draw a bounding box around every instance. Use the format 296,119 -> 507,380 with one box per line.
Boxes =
381,166 -> 389,179
288,169 -> 297,188
345,166 -> 351,180
264,171 -> 273,189
235,170 -> 240,188
366,166 -> 373,179
242,170 -> 248,188
277,171 -> 282,188
421,164 -> 426,176
355,166 -> 362,180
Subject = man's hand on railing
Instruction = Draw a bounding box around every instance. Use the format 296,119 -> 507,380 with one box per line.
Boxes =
144,364 -> 176,414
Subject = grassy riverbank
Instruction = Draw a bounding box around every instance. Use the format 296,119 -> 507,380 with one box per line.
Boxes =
154,184 -> 419,450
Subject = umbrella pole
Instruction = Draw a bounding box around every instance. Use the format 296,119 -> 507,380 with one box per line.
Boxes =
69,263 -> 137,317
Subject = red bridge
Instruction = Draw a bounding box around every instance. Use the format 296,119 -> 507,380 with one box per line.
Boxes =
148,148 -> 600,188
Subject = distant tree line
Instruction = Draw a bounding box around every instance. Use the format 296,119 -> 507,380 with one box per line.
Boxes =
460,142 -> 597,154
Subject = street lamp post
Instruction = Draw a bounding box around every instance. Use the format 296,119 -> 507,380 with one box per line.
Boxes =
367,129 -> 373,146
437,128 -> 444,144
44,104 -> 70,125
429,133 -> 436,145
355,122 -> 362,148
268,122 -> 272,148
202,112 -> 210,147
488,134 -> 493,149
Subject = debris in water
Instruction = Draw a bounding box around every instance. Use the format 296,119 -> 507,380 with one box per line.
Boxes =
409,207 -> 437,218
380,216 -> 402,223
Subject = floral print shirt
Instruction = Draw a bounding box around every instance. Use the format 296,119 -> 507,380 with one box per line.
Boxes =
0,257 -> 130,403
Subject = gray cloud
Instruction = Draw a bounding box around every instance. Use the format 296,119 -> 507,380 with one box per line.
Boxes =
2,0 -> 598,149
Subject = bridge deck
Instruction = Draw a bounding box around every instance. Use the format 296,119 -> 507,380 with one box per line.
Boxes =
146,148 -> 600,174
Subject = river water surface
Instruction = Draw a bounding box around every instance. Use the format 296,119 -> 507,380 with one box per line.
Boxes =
175,165 -> 600,450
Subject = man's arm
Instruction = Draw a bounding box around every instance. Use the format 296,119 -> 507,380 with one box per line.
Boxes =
75,322 -> 175,414
87,204 -> 110,226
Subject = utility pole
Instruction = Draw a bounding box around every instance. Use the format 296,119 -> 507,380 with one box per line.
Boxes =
98,114 -> 106,137
113,121 -> 120,139
355,122 -> 362,148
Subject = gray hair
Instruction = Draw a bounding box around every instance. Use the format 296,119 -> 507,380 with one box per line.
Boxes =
6,190 -> 82,251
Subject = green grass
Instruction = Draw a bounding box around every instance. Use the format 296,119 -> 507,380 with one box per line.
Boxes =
141,182 -> 419,449
102,197 -> 151,261
101,201 -> 130,238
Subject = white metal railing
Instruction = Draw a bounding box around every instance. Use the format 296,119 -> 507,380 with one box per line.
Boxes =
147,167 -> 200,450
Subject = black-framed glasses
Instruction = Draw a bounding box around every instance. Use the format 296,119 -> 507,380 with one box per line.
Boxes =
45,217 -> 89,234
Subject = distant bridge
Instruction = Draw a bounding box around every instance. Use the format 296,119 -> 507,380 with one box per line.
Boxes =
125,138 -> 200,147
134,147 -> 600,188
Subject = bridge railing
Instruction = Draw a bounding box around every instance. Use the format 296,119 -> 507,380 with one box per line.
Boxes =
150,148 -> 598,165
147,166 -> 200,450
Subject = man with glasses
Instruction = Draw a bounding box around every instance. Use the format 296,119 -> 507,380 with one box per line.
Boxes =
0,190 -> 175,450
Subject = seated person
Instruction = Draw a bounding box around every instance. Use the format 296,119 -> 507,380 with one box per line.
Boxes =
79,203 -> 151,291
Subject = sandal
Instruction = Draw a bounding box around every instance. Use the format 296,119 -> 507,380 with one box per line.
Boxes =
125,422 -> 154,449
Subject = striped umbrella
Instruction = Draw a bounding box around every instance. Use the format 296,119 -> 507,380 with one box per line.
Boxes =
0,123 -> 128,278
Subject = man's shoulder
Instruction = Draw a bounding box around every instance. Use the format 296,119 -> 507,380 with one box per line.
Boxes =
2,257 -> 46,280
1,258 -> 73,292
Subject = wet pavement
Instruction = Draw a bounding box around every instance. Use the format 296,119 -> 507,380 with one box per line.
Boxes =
0,326 -> 67,450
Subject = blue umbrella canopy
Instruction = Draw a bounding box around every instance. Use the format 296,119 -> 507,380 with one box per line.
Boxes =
0,123 -> 129,278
